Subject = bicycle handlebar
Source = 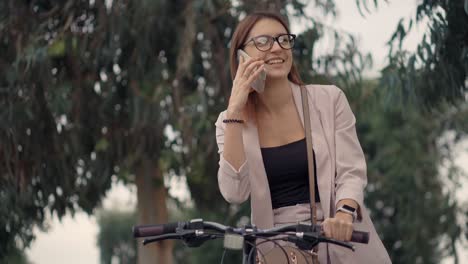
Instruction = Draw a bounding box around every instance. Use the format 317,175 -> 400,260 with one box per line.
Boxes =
133,219 -> 369,244
133,222 -> 180,237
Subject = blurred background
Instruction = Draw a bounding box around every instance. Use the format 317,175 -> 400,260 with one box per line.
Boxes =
1,0 -> 467,263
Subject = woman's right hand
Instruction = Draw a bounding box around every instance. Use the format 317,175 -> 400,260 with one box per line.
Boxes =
227,56 -> 265,116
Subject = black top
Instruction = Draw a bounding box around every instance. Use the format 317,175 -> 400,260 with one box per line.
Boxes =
260,138 -> 320,209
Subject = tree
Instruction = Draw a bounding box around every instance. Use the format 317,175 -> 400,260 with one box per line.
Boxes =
349,1 -> 468,263
382,0 -> 467,108
0,1 -> 178,262
1,246 -> 30,264
0,0 -> 359,262
96,209 -> 137,264
0,1 -> 112,258
352,81 -> 463,264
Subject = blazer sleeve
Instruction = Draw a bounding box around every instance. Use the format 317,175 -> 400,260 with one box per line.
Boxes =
333,88 -> 367,221
215,111 -> 250,204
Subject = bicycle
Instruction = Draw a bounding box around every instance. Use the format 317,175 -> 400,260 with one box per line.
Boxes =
133,218 -> 369,264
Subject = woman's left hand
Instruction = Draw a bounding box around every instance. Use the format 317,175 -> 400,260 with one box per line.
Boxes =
322,212 -> 354,241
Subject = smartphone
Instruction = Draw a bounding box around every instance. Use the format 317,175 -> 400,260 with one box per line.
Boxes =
237,49 -> 266,93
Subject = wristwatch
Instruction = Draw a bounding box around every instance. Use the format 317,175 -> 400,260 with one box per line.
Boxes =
336,205 -> 357,222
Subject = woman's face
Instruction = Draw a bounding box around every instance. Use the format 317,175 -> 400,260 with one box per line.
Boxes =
242,18 -> 293,80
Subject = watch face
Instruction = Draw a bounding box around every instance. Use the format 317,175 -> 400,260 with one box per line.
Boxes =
342,205 -> 356,212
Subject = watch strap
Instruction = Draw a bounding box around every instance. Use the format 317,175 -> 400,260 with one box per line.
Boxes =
336,205 -> 357,222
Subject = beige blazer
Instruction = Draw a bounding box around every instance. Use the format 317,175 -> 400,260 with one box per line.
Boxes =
215,83 -> 391,263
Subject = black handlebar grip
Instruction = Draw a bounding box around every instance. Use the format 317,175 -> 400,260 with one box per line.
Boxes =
133,222 -> 179,238
351,230 -> 369,244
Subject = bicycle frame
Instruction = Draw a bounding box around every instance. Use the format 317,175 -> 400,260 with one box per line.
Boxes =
242,234 -> 257,264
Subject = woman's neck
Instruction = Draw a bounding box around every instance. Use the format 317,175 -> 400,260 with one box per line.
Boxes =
256,77 -> 293,116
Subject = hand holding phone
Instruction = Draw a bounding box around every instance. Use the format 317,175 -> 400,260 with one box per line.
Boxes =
237,49 -> 266,93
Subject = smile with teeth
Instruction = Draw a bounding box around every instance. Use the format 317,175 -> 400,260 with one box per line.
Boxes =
266,58 -> 285,65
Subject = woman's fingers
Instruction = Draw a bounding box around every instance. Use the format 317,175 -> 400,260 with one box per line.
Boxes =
337,219 -> 352,241
339,220 -> 349,241
238,57 -> 263,78
322,218 -> 353,241
237,55 -> 246,75
246,63 -> 265,83
228,56 -> 264,112
234,59 -> 264,92
322,218 -> 332,238
243,60 -> 264,78
345,222 -> 353,241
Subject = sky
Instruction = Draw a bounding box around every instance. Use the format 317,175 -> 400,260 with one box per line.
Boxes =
25,1 -> 468,263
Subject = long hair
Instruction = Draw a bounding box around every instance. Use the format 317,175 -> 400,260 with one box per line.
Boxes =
228,11 -> 304,121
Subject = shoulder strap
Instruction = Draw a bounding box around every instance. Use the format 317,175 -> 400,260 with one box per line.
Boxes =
300,85 -> 317,226
301,85 -> 321,263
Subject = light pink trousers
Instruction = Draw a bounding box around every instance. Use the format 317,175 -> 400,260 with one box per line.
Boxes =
266,203 -> 330,264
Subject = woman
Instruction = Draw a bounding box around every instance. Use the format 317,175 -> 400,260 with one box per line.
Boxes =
215,11 -> 391,263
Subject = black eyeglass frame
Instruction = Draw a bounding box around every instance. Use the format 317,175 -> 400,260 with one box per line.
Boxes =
242,33 -> 297,51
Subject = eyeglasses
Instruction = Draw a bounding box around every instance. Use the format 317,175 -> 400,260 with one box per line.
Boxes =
242,33 -> 296,51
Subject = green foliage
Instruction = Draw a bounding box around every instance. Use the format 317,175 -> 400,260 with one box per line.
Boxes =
96,209 -> 137,264
1,246 -> 30,264
350,83 -> 461,264
0,0 -> 170,260
381,0 -> 468,109
353,2 -> 467,262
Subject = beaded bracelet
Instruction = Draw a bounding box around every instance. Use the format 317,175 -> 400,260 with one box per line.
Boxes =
223,119 -> 244,124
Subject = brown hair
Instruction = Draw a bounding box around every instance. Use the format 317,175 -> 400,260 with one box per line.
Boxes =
228,11 -> 304,121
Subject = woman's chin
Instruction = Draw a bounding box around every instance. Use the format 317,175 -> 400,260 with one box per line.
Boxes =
266,72 -> 289,80
265,66 -> 291,79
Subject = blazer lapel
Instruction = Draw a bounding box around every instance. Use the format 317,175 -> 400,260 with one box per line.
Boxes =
242,118 -> 274,229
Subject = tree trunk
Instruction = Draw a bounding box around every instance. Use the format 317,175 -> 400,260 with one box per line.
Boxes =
136,158 -> 173,264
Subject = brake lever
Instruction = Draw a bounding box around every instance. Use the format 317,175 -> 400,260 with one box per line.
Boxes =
182,235 -> 218,247
298,232 -> 355,251
143,233 -> 185,245
287,235 -> 319,250
142,229 -> 219,248
318,237 -> 355,251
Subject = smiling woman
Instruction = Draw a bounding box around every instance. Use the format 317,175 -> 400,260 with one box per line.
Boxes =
215,11 -> 391,263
